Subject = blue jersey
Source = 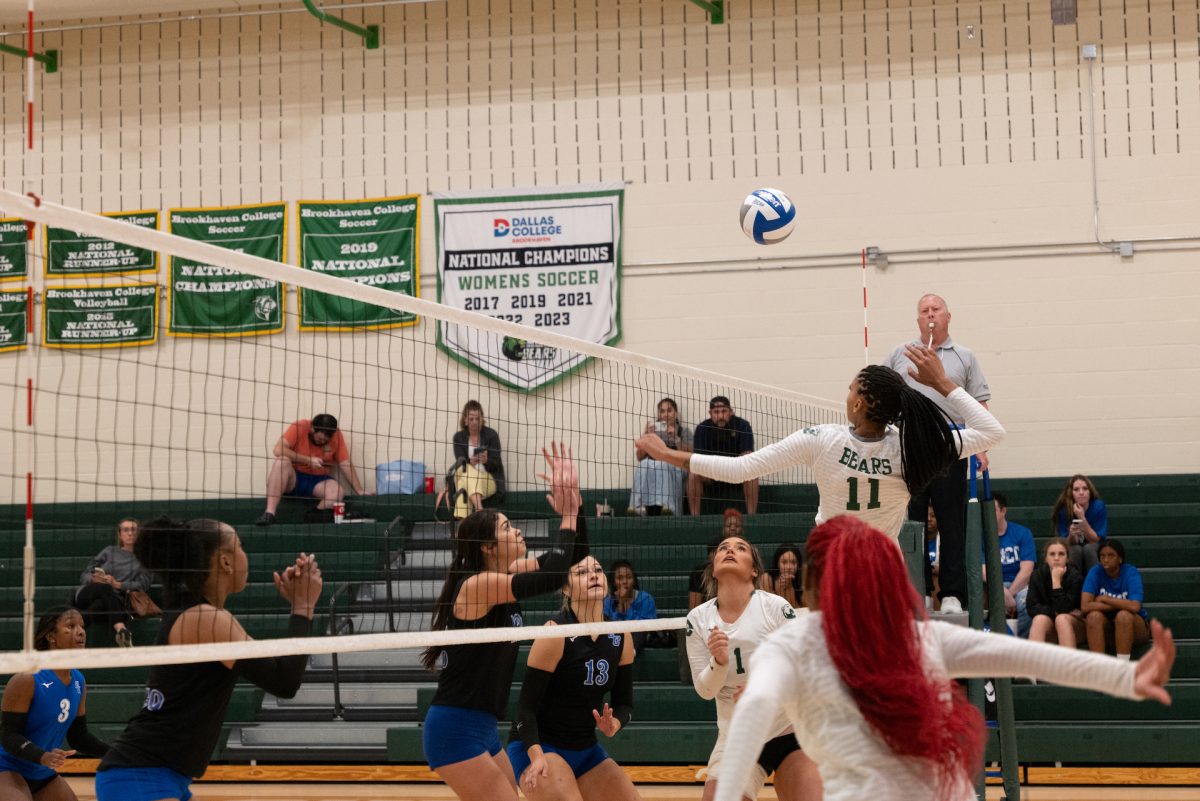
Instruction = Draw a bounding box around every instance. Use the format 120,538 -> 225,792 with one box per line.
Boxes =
984,522 -> 1036,584
0,669 -> 84,780
1083,563 -> 1148,620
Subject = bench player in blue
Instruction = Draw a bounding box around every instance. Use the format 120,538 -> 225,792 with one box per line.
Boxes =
0,607 -> 108,801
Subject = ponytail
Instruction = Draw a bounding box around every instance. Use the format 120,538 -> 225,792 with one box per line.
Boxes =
808,516 -> 985,801
421,509 -> 501,671
134,515 -> 226,608
857,366 -> 961,495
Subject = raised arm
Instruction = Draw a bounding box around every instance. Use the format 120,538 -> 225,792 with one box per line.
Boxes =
930,620 -> 1139,698
639,427 -> 825,485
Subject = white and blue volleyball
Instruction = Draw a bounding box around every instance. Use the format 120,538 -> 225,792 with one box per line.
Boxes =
739,188 -> 796,245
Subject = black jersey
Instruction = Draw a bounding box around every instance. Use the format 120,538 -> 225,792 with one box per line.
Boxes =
99,596 -> 239,778
429,575 -> 524,718
511,609 -> 626,750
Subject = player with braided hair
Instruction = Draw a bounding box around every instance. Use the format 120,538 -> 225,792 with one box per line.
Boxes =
636,344 -> 1002,539
712,515 -> 1176,801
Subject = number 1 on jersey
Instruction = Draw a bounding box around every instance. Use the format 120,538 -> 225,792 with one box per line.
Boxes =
845,477 -> 881,511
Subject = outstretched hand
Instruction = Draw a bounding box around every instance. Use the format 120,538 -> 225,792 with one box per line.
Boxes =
1134,620 -> 1175,705
536,442 -> 581,518
904,343 -> 956,396
635,432 -> 669,461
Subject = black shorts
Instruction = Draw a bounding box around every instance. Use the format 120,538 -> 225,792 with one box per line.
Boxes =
757,732 -> 801,774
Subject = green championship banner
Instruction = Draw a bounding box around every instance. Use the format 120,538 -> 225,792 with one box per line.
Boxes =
0,218 -> 29,282
168,202 -> 286,337
43,285 -> 159,348
44,210 -> 159,277
434,185 -> 623,391
0,288 -> 29,352
297,195 -> 420,331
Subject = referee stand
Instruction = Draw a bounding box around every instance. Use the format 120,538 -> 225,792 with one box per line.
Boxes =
897,460 -> 1021,801
966,461 -> 1021,801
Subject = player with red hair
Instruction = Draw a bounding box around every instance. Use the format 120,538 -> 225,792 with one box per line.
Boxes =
712,515 -> 1176,801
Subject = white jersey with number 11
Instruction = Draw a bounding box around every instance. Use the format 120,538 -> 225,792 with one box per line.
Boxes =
689,387 -> 1003,538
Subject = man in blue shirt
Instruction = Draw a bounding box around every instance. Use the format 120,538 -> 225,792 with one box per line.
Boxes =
688,396 -> 757,515
983,492 -> 1035,636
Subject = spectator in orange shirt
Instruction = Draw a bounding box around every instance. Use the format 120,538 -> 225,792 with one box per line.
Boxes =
256,413 -> 369,526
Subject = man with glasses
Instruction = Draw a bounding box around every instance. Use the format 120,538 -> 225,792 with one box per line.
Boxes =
687,396 -> 758,516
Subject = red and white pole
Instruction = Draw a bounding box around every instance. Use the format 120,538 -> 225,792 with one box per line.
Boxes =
26,0 -> 35,151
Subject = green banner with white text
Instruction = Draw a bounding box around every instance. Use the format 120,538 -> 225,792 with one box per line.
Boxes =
168,203 -> 286,337
0,219 -> 28,282
45,210 -> 159,277
43,285 -> 159,348
297,196 -> 420,331
0,288 -> 29,352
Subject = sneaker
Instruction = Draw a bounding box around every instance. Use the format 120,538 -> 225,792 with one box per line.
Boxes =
255,512 -> 276,527
115,628 -> 133,648
940,597 -> 964,614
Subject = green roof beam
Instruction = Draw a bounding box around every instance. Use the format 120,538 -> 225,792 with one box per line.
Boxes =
301,0 -> 380,49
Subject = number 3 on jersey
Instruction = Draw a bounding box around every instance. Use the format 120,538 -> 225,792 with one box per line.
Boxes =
845,477 -> 881,511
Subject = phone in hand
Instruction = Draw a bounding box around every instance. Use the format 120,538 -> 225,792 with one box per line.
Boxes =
93,567 -> 106,576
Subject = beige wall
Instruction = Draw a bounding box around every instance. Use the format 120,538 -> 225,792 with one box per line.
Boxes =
1,0 -> 1198,504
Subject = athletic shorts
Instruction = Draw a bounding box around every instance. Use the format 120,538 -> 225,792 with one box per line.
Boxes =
423,705 -> 501,770
94,766 -> 193,801
707,729 -> 801,799
0,770 -> 58,796
0,753 -> 54,783
289,471 -> 332,498
505,740 -> 609,783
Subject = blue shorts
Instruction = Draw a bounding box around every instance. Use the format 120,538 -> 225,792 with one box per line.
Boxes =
95,766 -> 193,801
0,751 -> 53,782
423,705 -> 502,770
505,740 -> 609,782
289,471 -> 332,498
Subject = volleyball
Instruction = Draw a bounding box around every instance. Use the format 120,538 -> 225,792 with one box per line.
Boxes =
739,188 -> 796,245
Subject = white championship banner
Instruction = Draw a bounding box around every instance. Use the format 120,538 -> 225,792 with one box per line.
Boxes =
435,184 -> 623,391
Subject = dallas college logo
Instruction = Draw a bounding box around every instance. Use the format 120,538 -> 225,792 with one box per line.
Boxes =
493,219 -> 510,237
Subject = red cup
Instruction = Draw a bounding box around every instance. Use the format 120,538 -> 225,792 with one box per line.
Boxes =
333,502 -> 345,523
424,476 -> 435,494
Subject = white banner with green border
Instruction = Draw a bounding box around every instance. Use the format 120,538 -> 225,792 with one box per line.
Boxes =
434,184 -> 623,392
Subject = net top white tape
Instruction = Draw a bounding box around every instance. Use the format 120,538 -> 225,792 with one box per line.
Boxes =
0,188 -> 837,408
0,616 -> 687,674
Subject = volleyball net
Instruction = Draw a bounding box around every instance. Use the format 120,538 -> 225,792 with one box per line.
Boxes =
0,188 -> 841,673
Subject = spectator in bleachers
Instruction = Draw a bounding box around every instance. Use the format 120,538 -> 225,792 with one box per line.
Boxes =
74,518 -> 151,647
604,559 -> 659,652
1026,538 -> 1086,648
450,400 -> 507,519
687,396 -> 758,515
1050,474 -> 1108,575
982,492 -> 1035,637
925,503 -> 941,609
257,413 -> 369,526
1083,538 -> 1150,659
767,544 -> 804,608
630,397 -> 692,516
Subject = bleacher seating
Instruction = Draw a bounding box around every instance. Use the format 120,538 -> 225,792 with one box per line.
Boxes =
0,473 -> 1196,767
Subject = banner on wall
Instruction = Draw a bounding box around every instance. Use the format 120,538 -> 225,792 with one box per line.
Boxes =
0,288 -> 29,352
44,211 -> 159,277
434,185 -> 623,392
168,202 -> 286,336
43,285 -> 159,348
0,219 -> 28,282
297,196 -> 420,331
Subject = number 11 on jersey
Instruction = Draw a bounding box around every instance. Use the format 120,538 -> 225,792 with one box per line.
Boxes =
845,477 -> 881,511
